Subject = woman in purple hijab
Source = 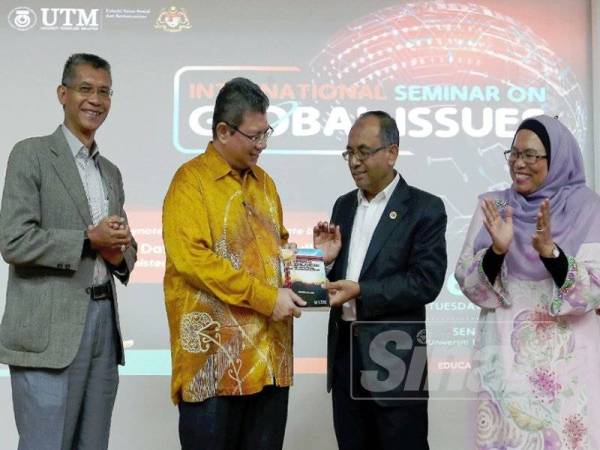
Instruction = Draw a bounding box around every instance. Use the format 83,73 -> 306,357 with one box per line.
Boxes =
455,115 -> 600,449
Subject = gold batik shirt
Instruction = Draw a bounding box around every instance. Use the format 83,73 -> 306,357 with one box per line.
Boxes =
163,143 -> 291,404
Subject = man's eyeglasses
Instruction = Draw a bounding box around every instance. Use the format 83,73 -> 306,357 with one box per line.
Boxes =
504,149 -> 547,165
342,145 -> 389,162
63,83 -> 113,99
226,122 -> 274,144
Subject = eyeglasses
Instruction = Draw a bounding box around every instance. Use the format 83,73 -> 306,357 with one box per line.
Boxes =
226,122 -> 274,145
504,149 -> 547,165
63,83 -> 113,99
342,145 -> 389,162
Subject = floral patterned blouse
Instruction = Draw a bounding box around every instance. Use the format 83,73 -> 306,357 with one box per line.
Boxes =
455,204 -> 600,450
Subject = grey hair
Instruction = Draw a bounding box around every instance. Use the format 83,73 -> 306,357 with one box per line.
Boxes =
357,110 -> 399,147
212,77 -> 269,138
61,53 -> 111,86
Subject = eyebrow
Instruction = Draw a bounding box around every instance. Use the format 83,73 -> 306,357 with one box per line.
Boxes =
78,81 -> 111,88
245,125 -> 272,134
346,145 -> 373,152
510,146 -> 546,154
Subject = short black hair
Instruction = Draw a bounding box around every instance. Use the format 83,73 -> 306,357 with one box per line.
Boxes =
212,78 -> 269,138
61,53 -> 111,86
357,110 -> 399,147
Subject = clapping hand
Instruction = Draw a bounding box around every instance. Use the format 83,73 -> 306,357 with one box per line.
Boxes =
532,199 -> 555,258
481,198 -> 513,255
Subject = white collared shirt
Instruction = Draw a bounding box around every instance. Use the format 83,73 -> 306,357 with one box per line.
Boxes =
62,124 -> 109,285
342,172 -> 400,321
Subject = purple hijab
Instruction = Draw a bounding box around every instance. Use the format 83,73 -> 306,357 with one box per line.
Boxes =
474,114 -> 600,281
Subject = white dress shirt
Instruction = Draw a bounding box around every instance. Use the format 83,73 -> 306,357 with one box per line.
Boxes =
342,172 -> 400,321
62,125 -> 110,285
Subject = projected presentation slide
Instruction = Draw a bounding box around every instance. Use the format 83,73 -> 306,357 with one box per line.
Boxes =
0,1 -> 593,449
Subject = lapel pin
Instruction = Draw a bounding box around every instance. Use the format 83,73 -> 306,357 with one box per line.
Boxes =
389,211 -> 397,220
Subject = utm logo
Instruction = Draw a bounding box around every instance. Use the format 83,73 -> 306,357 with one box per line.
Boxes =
7,7 -> 37,31
40,8 -> 100,30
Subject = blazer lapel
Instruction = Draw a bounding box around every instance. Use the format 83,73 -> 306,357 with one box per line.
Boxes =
49,127 -> 92,225
359,177 -> 410,278
334,193 -> 358,279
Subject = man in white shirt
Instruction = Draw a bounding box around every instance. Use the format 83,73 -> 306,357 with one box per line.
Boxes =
314,111 -> 447,450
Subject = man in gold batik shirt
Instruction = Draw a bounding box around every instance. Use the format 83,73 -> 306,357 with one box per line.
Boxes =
162,78 -> 305,450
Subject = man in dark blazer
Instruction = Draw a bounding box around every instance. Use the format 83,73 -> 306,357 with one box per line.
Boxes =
314,111 -> 447,450
0,54 -> 136,450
